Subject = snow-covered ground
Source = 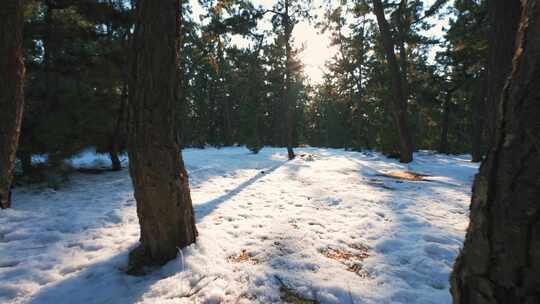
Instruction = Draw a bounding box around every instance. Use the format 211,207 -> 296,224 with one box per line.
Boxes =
0,147 -> 478,304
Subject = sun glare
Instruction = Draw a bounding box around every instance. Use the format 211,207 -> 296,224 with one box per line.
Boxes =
191,0 -> 450,85
293,22 -> 336,84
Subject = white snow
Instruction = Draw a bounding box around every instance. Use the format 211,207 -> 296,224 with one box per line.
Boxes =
0,147 -> 479,304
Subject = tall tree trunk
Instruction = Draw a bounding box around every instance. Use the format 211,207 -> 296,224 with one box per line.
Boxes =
110,82 -> 127,171
110,26 -> 132,172
223,95 -> 233,146
0,0 -> 25,209
372,0 -> 413,163
352,21 -> 366,151
451,2 -> 540,303
208,81 -> 218,145
397,0 -> 410,103
485,0 -> 521,145
43,1 -> 55,114
438,92 -> 451,154
471,73 -> 487,163
218,45 -> 233,147
127,0 -> 197,274
284,0 -> 295,160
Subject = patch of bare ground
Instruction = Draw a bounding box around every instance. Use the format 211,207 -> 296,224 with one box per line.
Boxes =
275,275 -> 320,304
321,244 -> 371,277
379,171 -> 431,181
227,249 -> 260,264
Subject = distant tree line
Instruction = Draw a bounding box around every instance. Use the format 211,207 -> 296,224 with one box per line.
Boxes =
2,0 -> 493,176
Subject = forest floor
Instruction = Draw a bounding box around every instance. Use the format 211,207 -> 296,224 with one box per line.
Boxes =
0,147 -> 478,304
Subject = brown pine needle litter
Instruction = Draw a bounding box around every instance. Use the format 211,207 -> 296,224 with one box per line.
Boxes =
227,249 -> 260,264
320,246 -> 370,262
379,171 -> 430,181
320,245 -> 371,278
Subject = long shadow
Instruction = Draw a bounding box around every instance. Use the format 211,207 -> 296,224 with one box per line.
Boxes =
347,162 -> 471,302
342,153 -> 476,197
27,247 -> 203,304
28,250 -> 143,304
255,152 -> 471,302
22,152 -> 472,304
195,160 -> 288,220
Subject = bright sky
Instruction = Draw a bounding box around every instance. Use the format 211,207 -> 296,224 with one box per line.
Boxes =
191,0 -> 451,84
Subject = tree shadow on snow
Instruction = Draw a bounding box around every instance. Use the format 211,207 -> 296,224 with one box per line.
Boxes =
27,246 -> 198,304
27,249 -> 154,304
345,159 -> 469,302
195,160 -> 288,220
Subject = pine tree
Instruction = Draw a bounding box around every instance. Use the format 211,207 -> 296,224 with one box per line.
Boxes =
372,0 -> 413,163
127,0 -> 197,274
265,0 -> 312,159
19,0 -> 133,172
0,0 -> 25,209
442,0 -> 488,161
451,1 -> 540,302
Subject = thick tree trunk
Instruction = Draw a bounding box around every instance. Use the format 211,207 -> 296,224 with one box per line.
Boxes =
485,0 -> 521,145
438,92 -> 451,154
0,1 -> 25,209
372,0 -> 413,163
471,74 -> 487,163
451,2 -> 540,303
284,0 -> 295,160
127,0 -> 197,274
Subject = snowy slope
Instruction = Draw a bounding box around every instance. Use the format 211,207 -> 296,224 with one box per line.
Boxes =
0,148 -> 478,304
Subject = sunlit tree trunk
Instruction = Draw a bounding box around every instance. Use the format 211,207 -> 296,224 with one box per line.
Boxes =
0,0 -> 25,209
451,1 -> 540,302
284,0 -> 295,160
127,0 -> 197,274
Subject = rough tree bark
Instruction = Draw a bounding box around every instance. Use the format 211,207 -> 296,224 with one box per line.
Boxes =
284,0 -> 295,160
127,0 -> 197,274
0,0 -> 25,209
471,73 -> 487,163
372,0 -> 413,163
485,0 -> 521,145
451,1 -> 540,303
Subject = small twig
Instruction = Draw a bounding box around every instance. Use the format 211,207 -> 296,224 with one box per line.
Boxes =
177,247 -> 185,272
181,276 -> 219,298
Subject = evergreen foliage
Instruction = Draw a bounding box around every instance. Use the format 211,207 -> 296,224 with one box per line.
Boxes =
17,0 -> 488,171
